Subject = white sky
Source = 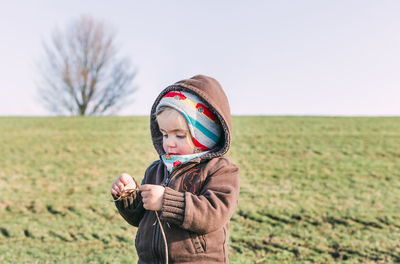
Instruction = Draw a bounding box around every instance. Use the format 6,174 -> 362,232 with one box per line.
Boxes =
1,0 -> 400,116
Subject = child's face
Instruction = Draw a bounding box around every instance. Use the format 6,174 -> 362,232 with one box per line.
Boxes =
157,108 -> 195,155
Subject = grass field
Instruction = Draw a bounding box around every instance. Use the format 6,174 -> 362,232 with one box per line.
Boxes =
0,116 -> 399,263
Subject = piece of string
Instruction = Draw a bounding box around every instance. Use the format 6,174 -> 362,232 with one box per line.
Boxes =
155,211 -> 169,264
111,187 -> 169,263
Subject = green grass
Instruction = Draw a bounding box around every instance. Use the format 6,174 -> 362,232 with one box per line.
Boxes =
0,116 -> 399,263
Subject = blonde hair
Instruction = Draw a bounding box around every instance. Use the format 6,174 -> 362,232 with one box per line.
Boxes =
155,105 -> 174,119
156,106 -> 187,128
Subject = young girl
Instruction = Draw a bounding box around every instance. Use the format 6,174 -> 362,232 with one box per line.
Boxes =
111,75 -> 240,263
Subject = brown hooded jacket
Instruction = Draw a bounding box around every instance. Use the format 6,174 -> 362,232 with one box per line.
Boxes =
114,75 -> 240,263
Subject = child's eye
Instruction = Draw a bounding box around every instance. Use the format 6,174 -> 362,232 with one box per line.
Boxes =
176,134 -> 186,139
162,134 -> 168,138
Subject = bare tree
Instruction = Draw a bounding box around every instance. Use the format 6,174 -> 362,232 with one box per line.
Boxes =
37,16 -> 137,116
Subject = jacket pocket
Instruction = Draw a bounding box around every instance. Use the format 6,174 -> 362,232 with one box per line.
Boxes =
189,232 -> 206,253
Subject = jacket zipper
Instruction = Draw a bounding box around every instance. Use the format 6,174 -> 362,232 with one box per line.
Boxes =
153,168 -> 176,264
152,162 -> 199,263
152,168 -> 175,264
154,223 -> 162,264
163,162 -> 198,187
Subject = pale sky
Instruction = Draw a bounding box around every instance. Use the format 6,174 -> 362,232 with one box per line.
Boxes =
1,0 -> 400,116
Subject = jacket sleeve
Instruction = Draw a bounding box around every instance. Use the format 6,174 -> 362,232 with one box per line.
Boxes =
113,192 -> 145,227
161,158 -> 240,234
113,161 -> 159,227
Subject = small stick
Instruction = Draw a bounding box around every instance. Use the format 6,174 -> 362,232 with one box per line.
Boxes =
124,188 -> 141,192
110,176 -> 140,202
110,188 -> 140,202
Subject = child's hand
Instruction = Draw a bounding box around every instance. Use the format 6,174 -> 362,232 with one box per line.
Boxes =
140,184 -> 165,211
111,173 -> 137,196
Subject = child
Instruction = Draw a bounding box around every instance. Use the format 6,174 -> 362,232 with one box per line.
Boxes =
111,75 -> 240,263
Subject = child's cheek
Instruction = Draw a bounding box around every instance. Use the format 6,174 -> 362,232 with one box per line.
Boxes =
162,141 -> 168,153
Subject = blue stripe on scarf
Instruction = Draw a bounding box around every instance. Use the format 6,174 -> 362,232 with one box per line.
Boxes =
185,115 -> 219,143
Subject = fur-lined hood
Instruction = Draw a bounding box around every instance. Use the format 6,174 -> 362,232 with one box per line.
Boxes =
150,75 -> 232,159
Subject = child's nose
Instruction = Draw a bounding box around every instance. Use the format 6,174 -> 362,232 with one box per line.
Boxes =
166,137 -> 176,147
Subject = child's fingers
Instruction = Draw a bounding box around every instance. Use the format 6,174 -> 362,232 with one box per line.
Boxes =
117,182 -> 124,193
111,187 -> 118,196
119,173 -> 133,186
139,184 -> 151,191
125,182 -> 137,190
140,190 -> 149,198
142,197 -> 150,209
111,185 -> 120,196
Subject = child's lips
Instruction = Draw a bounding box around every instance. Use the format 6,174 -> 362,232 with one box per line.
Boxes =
168,152 -> 179,155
